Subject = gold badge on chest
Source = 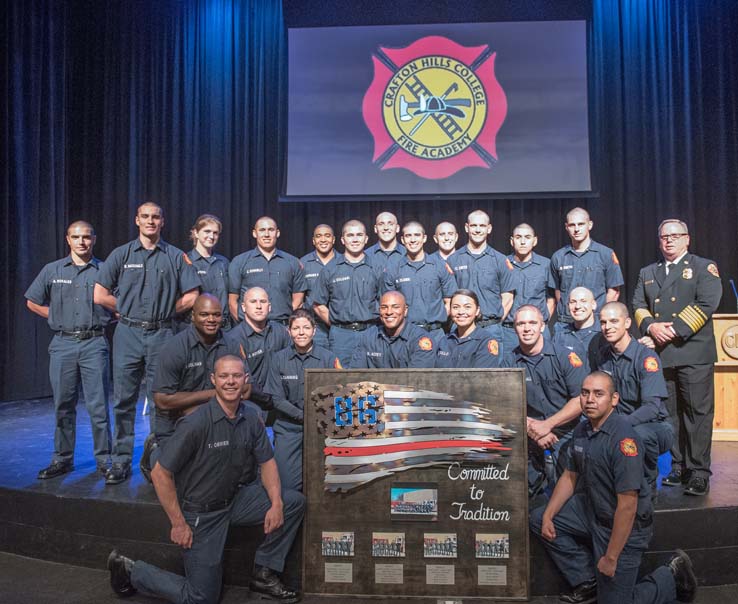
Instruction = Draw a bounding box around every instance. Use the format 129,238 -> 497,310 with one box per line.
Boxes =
682,268 -> 693,280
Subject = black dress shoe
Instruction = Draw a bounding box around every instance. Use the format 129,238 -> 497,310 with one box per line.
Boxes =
105,462 -> 131,485
107,549 -> 136,597
559,577 -> 597,603
37,460 -> 73,480
684,476 -> 709,496
249,565 -> 301,603
139,433 -> 158,484
669,549 -> 697,602
663,468 -> 690,487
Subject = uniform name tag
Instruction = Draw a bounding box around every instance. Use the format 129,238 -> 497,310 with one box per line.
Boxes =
333,276 -> 350,283
52,279 -> 72,284
124,263 -> 143,269
246,268 -> 263,274
645,279 -> 654,285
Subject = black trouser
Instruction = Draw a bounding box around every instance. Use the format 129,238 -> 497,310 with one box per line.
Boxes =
663,363 -> 715,478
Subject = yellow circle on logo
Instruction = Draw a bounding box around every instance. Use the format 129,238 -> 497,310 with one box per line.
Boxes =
382,55 -> 487,160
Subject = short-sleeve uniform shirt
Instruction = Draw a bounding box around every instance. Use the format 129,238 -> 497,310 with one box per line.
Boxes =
300,251 -> 341,311
158,399 -> 273,505
506,253 -> 553,322
435,327 -> 502,368
25,256 -> 111,331
349,323 -> 436,369
312,256 -> 382,324
365,242 -> 405,273
187,249 -> 230,321
449,245 -> 514,321
96,239 -> 200,321
228,248 -> 306,321
225,320 -> 290,388
552,323 -> 601,371
548,240 -> 624,323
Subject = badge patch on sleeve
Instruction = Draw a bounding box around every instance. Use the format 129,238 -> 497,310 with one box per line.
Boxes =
419,337 -> 433,351
333,358 -> 343,369
444,262 -> 454,275
611,251 -> 620,265
644,356 -> 659,373
183,253 -> 193,265
620,438 -> 638,457
707,263 -> 720,278
568,351 -> 583,368
505,258 -> 514,271
487,339 -> 499,355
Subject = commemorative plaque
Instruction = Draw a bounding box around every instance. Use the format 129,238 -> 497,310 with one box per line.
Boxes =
303,369 -> 528,600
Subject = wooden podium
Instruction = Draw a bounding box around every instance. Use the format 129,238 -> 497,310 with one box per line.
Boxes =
713,314 -> 738,441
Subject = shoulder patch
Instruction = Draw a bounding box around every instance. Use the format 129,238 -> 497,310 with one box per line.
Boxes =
419,337 -> 433,351
611,251 -> 620,265
487,339 -> 499,356
568,351 -> 583,368
707,263 -> 720,278
333,358 -> 343,369
183,253 -> 193,265
505,258 -> 514,271
619,438 -> 638,457
444,262 -> 453,275
644,356 -> 659,372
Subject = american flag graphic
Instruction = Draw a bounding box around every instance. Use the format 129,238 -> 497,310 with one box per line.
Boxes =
311,381 -> 516,492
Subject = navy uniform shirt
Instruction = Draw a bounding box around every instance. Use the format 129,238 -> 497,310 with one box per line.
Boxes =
187,249 -> 230,323
567,412 -> 652,526
152,325 -> 243,438
225,320 -> 290,388
96,239 -> 200,322
435,327 -> 502,368
265,344 -> 341,412
548,240 -> 624,323
228,248 -> 307,322
632,253 -> 722,368
589,337 -> 668,425
300,250 -> 341,311
349,323 -> 436,369
503,340 -> 587,422
427,250 -> 454,265
384,256 -> 457,325
25,256 -> 111,331
552,323 -> 601,371
312,256 -> 382,324
448,245 -> 514,321
158,398 -> 273,505
506,252 -> 553,323
365,242 -> 405,273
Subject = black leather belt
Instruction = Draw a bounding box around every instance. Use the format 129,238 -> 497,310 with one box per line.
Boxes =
478,317 -> 501,328
119,316 -> 173,330
334,321 -> 375,331
57,329 -> 104,340
182,498 -> 232,513
597,515 -> 653,530
416,321 -> 444,332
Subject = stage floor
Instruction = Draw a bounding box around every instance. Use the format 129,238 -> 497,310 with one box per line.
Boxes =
2,396 -> 736,511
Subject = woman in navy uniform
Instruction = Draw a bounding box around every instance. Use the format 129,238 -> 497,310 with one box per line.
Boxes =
435,289 -> 503,368
265,309 -> 341,491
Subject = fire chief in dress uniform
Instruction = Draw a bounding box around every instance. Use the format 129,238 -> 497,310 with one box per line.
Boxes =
632,219 -> 722,496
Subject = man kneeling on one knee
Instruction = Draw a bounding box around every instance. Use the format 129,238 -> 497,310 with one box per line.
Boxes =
530,371 -> 697,604
108,355 -> 304,604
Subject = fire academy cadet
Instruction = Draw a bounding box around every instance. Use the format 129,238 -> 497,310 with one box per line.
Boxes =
530,371 -> 697,604
365,211 -> 405,272
632,219 -> 722,496
313,219 -> 383,368
384,221 -> 457,341
25,220 -> 112,479
140,294 -> 244,482
264,309 -> 341,491
94,202 -> 199,485
107,355 -> 304,604
228,216 -> 306,324
548,207 -> 624,329
349,291 -> 436,369
553,287 -> 601,372
589,302 -> 673,490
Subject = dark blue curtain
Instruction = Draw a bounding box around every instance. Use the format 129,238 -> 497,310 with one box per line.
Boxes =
3,0 -> 738,400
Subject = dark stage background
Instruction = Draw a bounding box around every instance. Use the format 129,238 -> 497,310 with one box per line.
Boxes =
3,0 -> 738,401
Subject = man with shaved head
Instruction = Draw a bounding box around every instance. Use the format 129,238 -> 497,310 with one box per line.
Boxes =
228,215 -> 307,324
313,219 -> 383,366
552,287 -> 600,371
549,207 -> 624,331
448,209 -> 514,348
366,211 -> 405,271
26,220 -> 113,479
429,221 -> 459,263
350,291 -> 436,368
95,202 -> 200,484
301,223 -> 340,349
589,302 -> 673,491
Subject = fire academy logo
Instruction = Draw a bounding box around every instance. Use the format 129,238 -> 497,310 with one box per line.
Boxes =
362,36 -> 507,180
